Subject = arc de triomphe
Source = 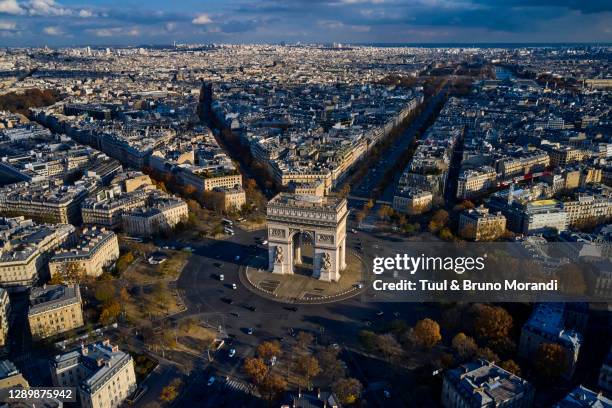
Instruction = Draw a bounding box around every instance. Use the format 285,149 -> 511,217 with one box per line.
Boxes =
266,193 -> 347,282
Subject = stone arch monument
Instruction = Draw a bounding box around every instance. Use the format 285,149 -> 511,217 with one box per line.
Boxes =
266,193 -> 347,282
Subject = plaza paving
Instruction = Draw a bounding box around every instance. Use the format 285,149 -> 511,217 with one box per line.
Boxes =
244,249 -> 365,303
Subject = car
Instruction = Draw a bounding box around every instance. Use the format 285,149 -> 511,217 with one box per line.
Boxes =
376,310 -> 384,316
351,229 -> 357,234
230,312 -> 239,317
247,328 -> 254,335
232,283 -> 237,290
228,349 -> 236,358
383,390 -> 391,398
286,306 -> 297,312
261,240 -> 268,245
214,262 -> 223,268
393,311 -> 400,318
207,376 -> 215,386
219,274 -> 224,281
331,343 -> 340,349
222,298 -> 233,305
234,255 -> 240,261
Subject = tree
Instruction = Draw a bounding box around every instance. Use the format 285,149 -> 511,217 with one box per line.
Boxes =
452,333 -> 478,360
413,318 -> 442,348
375,333 -> 403,361
94,283 -> 116,304
243,357 -> 268,384
355,210 -> 366,224
470,304 -> 513,345
428,209 -> 449,232
260,372 -> 287,402
99,300 -> 121,324
52,262 -> 85,284
499,360 -> 522,376
333,378 -> 363,405
294,355 -> 320,389
476,347 -> 499,363
159,378 -> 182,403
377,205 -> 394,221
317,347 -> 346,383
296,331 -> 314,351
358,330 -> 378,353
256,341 -> 281,362
534,343 -> 568,381
438,227 -> 455,241
116,251 -> 135,273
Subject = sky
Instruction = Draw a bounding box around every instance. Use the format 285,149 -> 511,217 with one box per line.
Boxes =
0,0 -> 610,46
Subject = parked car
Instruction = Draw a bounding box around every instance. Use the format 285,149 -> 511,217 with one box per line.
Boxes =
247,328 -> 254,335
219,274 -> 224,281
232,283 -> 237,290
228,349 -> 236,358
207,376 -> 215,386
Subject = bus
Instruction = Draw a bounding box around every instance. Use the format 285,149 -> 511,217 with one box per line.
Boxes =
222,218 -> 233,226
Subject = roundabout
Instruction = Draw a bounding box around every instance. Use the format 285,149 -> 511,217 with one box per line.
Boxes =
240,249 -> 366,304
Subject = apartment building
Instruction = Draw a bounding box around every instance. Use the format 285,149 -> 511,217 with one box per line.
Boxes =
456,167 -> 497,199
393,187 -> 433,215
288,180 -> 326,197
0,181 -> 88,225
213,186 -> 247,212
49,228 -> 119,279
521,200 -> 568,234
178,169 -> 242,193
548,146 -> 588,168
0,360 -> 29,389
459,206 -> 507,241
0,217 -> 75,290
519,303 -> 582,379
442,359 -> 534,408
51,340 -> 137,408
122,195 -> 188,237
28,284 -> 84,339
563,194 -> 612,228
599,347 -> 612,394
81,190 -> 149,229
497,151 -> 550,179
554,385 -> 612,407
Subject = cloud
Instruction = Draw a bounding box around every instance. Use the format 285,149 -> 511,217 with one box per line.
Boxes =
192,13 -> 212,25
0,0 -> 22,14
165,21 -> 176,32
0,19 -> 16,29
86,26 -> 140,37
78,9 -> 92,18
43,25 -> 62,35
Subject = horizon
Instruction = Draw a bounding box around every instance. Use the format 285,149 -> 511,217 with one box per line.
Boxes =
0,0 -> 610,46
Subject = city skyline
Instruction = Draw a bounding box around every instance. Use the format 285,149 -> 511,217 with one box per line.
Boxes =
0,0 -> 611,46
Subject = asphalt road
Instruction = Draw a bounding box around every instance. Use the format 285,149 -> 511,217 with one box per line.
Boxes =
351,85 -> 450,203
168,217 -> 442,407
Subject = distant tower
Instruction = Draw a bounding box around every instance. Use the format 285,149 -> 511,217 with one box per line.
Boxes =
198,81 -> 213,124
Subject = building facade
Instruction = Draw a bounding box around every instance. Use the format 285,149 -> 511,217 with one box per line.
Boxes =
51,340 -> 137,408
49,228 -> 119,279
442,359 -> 534,408
28,284 -> 84,339
459,206 -> 507,241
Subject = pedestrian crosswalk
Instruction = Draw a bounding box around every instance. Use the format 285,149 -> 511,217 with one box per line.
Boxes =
224,378 -> 251,394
